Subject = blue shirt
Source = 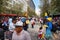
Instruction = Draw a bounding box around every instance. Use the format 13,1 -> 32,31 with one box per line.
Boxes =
46,22 -> 52,30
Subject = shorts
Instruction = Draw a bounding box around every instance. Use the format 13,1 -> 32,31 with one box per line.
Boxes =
38,34 -> 42,39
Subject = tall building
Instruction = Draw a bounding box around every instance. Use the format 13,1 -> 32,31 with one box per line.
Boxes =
26,0 -> 35,11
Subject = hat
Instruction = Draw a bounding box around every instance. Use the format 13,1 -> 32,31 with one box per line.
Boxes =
15,21 -> 23,27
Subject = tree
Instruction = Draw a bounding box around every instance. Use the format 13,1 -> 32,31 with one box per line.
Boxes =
40,0 -> 60,16
11,3 -> 23,14
54,0 -> 60,13
0,0 -> 3,13
40,0 -> 49,17
49,0 -> 57,15
0,0 -> 10,13
0,0 -> 24,15
48,0 -> 60,15
27,7 -> 37,17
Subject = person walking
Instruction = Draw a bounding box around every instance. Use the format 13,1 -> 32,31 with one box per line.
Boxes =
31,19 -> 35,28
12,21 -> 31,40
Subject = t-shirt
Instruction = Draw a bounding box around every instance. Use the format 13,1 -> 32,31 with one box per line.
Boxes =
46,22 -> 52,30
12,30 -> 31,40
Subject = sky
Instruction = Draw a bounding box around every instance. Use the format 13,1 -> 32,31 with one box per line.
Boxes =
33,0 -> 40,10
33,0 -> 41,15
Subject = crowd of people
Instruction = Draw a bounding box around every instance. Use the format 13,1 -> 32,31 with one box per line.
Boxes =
0,16 -> 36,40
38,17 -> 60,40
0,16 -> 60,40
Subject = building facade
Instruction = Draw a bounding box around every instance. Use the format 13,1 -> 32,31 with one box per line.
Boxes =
26,0 -> 35,11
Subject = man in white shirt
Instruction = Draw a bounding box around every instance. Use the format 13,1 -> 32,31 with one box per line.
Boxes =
12,21 -> 31,40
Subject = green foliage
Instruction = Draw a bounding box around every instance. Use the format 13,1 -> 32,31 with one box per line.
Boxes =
0,0 -> 23,15
27,7 -> 37,17
40,0 -> 49,17
55,0 -> 60,13
40,0 -> 60,17
49,0 -> 60,15
11,3 -> 23,14
0,0 -> 3,13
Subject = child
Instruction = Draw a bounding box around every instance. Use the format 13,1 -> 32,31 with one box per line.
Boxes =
38,27 -> 43,39
38,24 -> 48,40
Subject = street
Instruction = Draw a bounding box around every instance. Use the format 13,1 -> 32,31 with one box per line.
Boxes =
0,0 -> 60,40
28,22 -> 60,40
28,22 -> 41,40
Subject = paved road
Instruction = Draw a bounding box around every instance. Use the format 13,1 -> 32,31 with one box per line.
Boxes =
28,22 -> 40,40
28,22 -> 60,40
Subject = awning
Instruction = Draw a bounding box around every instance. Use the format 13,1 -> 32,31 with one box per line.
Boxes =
0,14 -> 17,16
